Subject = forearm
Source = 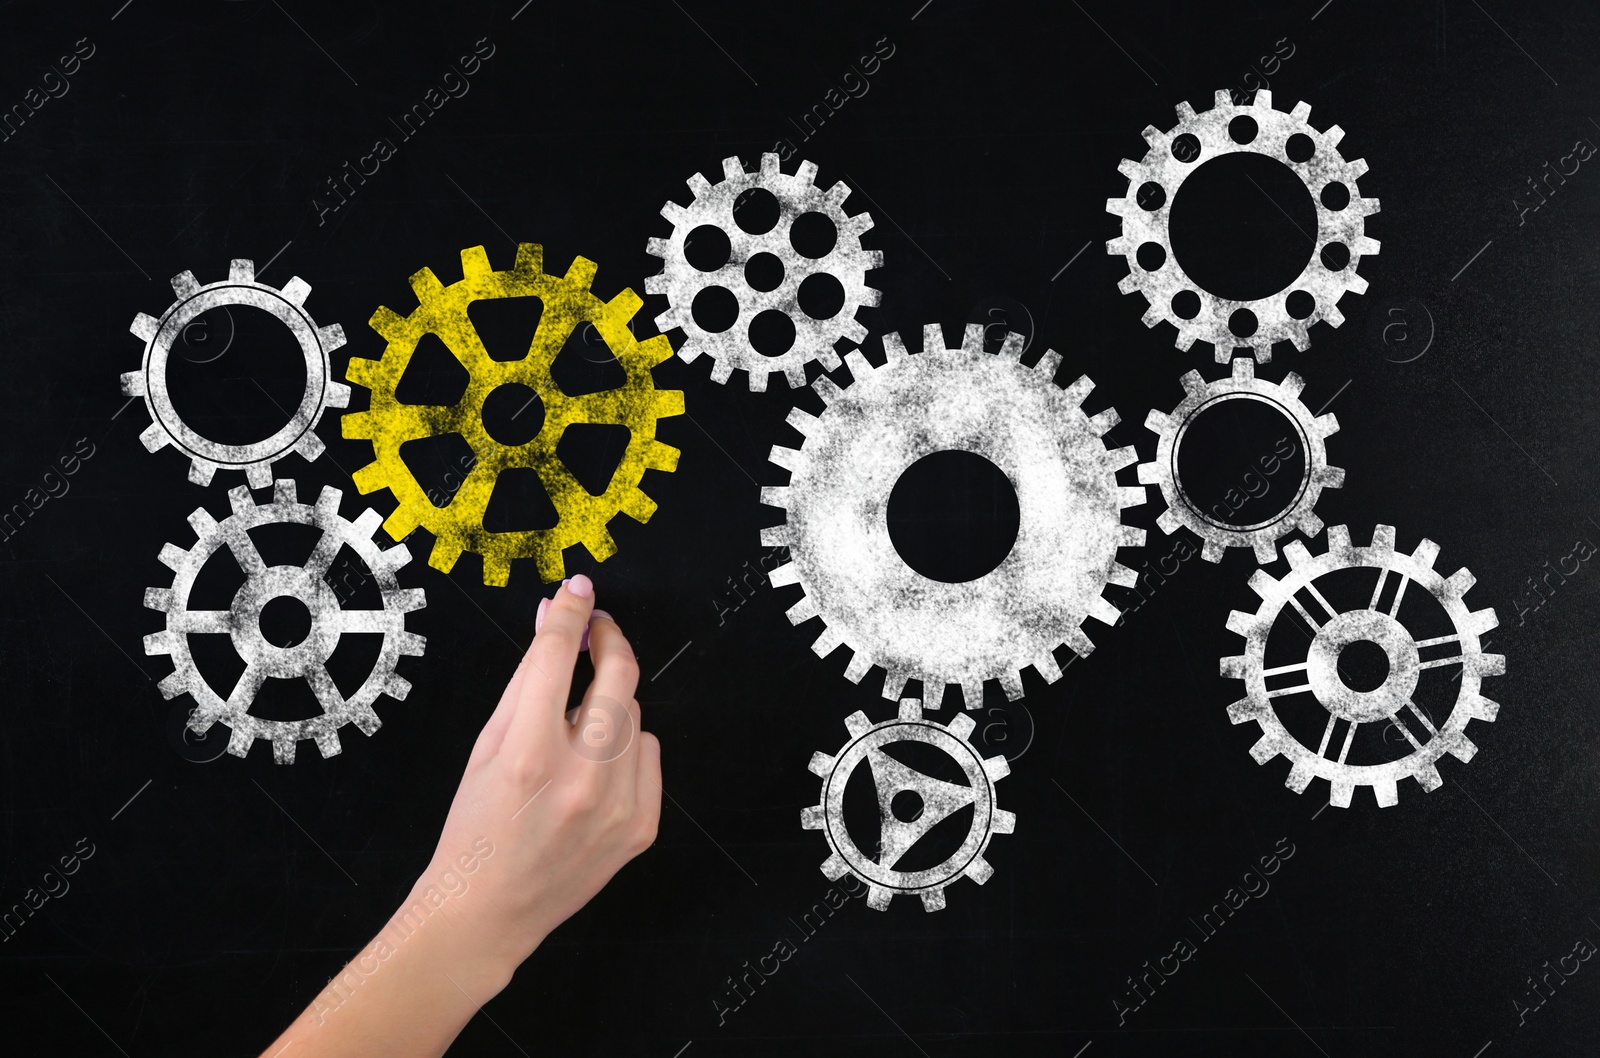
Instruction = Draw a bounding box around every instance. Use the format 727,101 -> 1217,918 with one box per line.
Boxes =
261,869 -> 519,1058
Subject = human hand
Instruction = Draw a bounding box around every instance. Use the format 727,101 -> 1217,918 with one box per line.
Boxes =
405,573 -> 662,997
262,575 -> 659,1057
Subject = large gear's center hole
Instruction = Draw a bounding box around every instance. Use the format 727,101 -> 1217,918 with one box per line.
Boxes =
1335,639 -> 1390,693
166,304 -> 308,446
887,450 -> 1020,583
259,595 -> 313,649
480,383 -> 544,446
1174,397 -> 1307,529
1168,153 -> 1318,302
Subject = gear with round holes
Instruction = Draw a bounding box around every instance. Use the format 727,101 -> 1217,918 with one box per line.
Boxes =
761,322 -> 1145,709
341,244 -> 684,586
121,259 -> 351,486
1106,89 -> 1381,363
1221,524 -> 1504,808
802,699 -> 1015,911
1138,357 -> 1344,564
144,480 -> 427,764
646,152 -> 884,392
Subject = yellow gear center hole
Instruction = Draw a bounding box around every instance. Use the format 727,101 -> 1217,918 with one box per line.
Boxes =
481,382 -> 545,446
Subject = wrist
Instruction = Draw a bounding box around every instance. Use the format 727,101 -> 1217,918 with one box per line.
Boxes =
394,863 -> 523,998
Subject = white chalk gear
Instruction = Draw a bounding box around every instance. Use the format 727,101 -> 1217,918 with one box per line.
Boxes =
1107,90 -> 1380,362
803,699 -> 1015,911
646,153 -> 882,391
762,322 -> 1145,709
122,259 -> 350,486
144,480 -> 426,764
1138,357 -> 1344,564
1221,525 -> 1503,808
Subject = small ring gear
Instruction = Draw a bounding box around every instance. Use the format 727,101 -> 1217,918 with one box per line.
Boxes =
1221,524 -> 1504,808
802,699 -> 1015,911
646,153 -> 883,391
121,259 -> 351,486
1106,89 -> 1381,362
762,323 -> 1146,709
144,479 -> 427,764
1138,356 -> 1344,564
341,244 -> 685,586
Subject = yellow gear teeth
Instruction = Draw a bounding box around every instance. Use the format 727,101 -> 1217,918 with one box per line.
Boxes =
341,242 -> 685,586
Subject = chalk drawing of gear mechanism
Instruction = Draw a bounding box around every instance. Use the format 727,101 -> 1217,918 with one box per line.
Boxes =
803,699 -> 1015,911
341,244 -> 684,586
144,480 -> 426,764
1221,525 -> 1504,807
1107,90 -> 1381,362
762,323 -> 1145,709
1139,357 -> 1343,563
121,259 -> 351,485
647,153 -> 883,391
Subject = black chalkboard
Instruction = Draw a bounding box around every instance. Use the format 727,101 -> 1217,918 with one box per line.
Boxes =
2,2 -> 1598,1056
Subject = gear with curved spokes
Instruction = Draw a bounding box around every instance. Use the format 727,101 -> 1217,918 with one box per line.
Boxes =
341,243 -> 684,586
144,479 -> 426,764
121,259 -> 350,486
1221,524 -> 1504,807
803,699 -> 1014,911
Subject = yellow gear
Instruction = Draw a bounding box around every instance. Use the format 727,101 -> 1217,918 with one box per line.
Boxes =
341,243 -> 683,586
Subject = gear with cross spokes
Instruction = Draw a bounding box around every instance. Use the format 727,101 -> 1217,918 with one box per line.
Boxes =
144,480 -> 427,764
802,699 -> 1015,911
646,152 -> 883,391
1138,356 -> 1343,563
121,259 -> 351,486
341,244 -> 684,586
1107,89 -> 1381,362
762,322 -> 1145,709
1221,524 -> 1504,808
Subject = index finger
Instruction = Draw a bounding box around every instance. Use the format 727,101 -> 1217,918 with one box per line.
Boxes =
505,575 -> 596,746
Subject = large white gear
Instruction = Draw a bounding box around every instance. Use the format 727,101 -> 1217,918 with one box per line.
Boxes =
802,699 -> 1015,911
1221,525 -> 1503,808
121,259 -> 351,486
1138,357 -> 1344,563
1107,89 -> 1381,363
761,322 -> 1145,709
645,152 -> 883,391
144,479 -> 426,764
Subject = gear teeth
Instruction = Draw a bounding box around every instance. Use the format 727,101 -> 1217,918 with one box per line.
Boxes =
1284,758 -> 1314,790
1060,625 -> 1095,659
842,650 -> 874,684
1087,409 -> 1119,436
1443,568 -> 1476,599
1226,609 -> 1257,638
368,307 -> 409,343
280,276 -> 311,306
171,270 -> 201,297
1060,375 -> 1093,408
293,433 -> 325,463
130,312 -> 160,342
140,421 -> 169,453
1370,524 -> 1396,550
227,259 -> 254,283
325,380 -> 351,408
1036,349 -> 1062,378
821,853 -> 850,881
459,245 -> 493,278
1107,562 -> 1137,589
842,349 -> 871,380
965,856 -> 995,885
1415,762 -> 1444,792
1372,778 -> 1399,807
794,159 -> 819,184
1327,524 -> 1351,551
188,460 -> 217,486
922,322 -> 945,355
920,889 -> 946,911
1466,694 -> 1500,721
1330,778 -> 1355,807
997,670 -> 1024,700
881,331 -> 909,363
429,536 -> 465,573
408,267 -> 445,301
226,727 -> 253,758
801,804 -> 826,829
242,462 -> 271,489
157,670 -> 187,698
1253,538 -> 1278,564
1282,541 -> 1313,570
1120,526 -> 1146,547
811,623 -> 843,657
1325,124 -> 1345,147
688,171 -> 714,198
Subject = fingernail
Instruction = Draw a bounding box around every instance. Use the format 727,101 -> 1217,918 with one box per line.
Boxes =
566,574 -> 594,599
591,608 -> 614,623
536,597 -> 550,632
